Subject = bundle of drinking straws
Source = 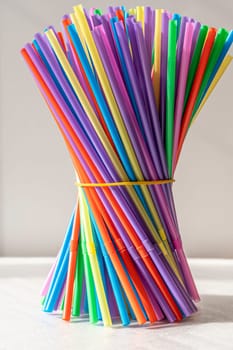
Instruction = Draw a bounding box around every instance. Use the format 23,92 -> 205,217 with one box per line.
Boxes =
21,5 -> 232,326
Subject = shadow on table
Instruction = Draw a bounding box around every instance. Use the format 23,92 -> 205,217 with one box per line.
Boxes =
146,294 -> 233,330
40,294 -> 233,328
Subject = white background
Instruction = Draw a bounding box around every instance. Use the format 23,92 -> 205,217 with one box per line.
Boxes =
0,0 -> 232,257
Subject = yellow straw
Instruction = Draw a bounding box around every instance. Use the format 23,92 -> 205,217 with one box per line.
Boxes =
152,9 -> 163,110
128,8 -> 136,16
70,13 -> 92,66
136,6 -> 145,34
46,26 -> 179,276
192,55 -> 233,124
79,189 -> 112,326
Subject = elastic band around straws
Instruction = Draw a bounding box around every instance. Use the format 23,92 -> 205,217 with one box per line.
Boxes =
75,179 -> 175,188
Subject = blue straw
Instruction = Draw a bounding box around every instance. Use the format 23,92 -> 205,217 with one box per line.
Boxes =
43,209 -> 75,311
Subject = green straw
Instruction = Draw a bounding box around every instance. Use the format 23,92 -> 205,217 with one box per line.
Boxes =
80,226 -> 98,323
60,295 -> 65,311
191,27 -> 229,119
166,19 -> 177,177
94,8 -> 102,15
72,240 -> 84,316
183,25 -> 208,109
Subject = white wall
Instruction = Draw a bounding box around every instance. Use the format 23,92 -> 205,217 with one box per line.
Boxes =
1,0 -> 233,257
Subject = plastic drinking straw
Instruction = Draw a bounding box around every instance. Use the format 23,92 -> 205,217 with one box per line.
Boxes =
119,19 -> 199,300
21,48 -> 147,325
152,9 -> 162,110
183,25 -> 208,110
80,190 -> 112,326
94,24 -> 183,280
70,12 -> 91,65
128,8 -> 136,16
175,27 -> 217,167
92,223 -> 107,321
205,30 -> 233,92
83,288 -> 88,314
63,200 -> 80,321
80,216 -> 98,324
22,47 -> 189,322
172,23 -> 194,173
190,21 -> 201,58
40,257 -> 57,296
175,16 -> 189,91
23,31 -> 196,314
172,13 -> 181,38
72,238 -> 84,316
42,209 -> 75,311
116,8 -> 125,23
191,28 -> 229,118
109,17 -> 145,135
144,7 -> 151,59
90,210 -> 131,325
54,277 -> 66,310
82,178 -> 176,322
136,6 -> 144,34
192,55 -> 233,124
160,11 -> 169,139
165,19 -> 177,178
132,21 -> 169,180
61,20 -> 115,147
40,32 -> 191,318
94,8 -> 102,16
105,270 -> 119,319
35,29 -> 169,274
60,295 -> 65,311
74,5 -> 163,186
35,33 -> 187,312
45,26 -> 176,271
57,32 -> 66,52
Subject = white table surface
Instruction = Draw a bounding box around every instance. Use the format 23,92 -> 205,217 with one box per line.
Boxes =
0,258 -> 233,350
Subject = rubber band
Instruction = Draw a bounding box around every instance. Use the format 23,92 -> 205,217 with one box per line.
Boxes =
75,179 -> 175,188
